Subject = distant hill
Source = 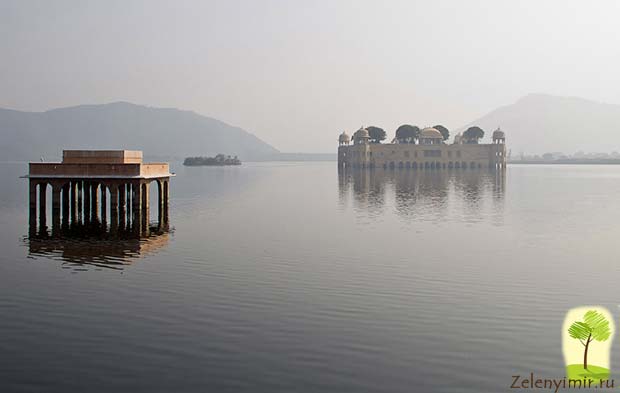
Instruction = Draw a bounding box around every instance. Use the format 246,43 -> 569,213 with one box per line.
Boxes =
0,102 -> 279,161
459,94 -> 620,155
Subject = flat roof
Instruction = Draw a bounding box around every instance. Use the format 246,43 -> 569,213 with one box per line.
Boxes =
23,174 -> 175,179
62,150 -> 143,164
25,151 -> 173,179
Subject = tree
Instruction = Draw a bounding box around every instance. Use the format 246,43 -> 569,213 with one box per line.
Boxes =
463,126 -> 485,144
433,125 -> 450,141
367,126 -> 386,143
395,124 -> 420,144
568,310 -> 611,370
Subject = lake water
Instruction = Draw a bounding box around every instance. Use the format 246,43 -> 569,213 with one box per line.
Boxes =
2,162 -> 620,392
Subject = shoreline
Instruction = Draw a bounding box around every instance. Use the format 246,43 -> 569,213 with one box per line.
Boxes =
509,159 -> 620,165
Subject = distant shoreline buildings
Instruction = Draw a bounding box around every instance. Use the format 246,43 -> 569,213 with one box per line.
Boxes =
337,126 -> 507,170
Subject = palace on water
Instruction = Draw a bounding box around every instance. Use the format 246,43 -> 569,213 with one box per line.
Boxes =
337,127 -> 506,170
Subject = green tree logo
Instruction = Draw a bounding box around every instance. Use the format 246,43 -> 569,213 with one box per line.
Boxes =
568,310 -> 611,370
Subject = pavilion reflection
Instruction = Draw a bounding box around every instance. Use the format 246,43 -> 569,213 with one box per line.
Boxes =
338,167 -> 505,222
26,222 -> 171,271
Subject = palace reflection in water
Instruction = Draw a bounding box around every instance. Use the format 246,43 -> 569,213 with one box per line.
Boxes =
338,167 -> 505,223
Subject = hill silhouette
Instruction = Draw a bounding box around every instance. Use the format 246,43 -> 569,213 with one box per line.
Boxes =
0,102 -> 279,161
459,94 -> 620,155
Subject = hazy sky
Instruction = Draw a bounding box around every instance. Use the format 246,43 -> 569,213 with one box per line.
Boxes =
2,0 -> 620,152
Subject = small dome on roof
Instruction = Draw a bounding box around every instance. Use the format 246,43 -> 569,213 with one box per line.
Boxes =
339,131 -> 350,142
492,128 -> 505,139
354,127 -> 370,139
420,127 -> 443,139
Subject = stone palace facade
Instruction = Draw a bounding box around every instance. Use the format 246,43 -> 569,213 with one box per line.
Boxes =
337,127 -> 506,170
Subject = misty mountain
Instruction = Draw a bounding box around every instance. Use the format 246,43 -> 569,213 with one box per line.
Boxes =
0,102 -> 279,161
460,94 -> 620,155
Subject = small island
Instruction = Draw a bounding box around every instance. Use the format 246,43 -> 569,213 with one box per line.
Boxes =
183,154 -> 241,166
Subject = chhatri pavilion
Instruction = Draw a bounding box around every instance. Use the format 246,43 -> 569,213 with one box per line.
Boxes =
24,150 -> 173,236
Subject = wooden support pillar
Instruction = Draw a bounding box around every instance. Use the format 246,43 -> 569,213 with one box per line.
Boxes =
29,180 -> 37,235
52,184 -> 61,235
118,184 -> 126,230
91,182 -> 99,222
62,183 -> 70,227
84,181 -> 91,223
70,181 -> 78,225
39,182 -> 47,231
110,183 -> 119,231
132,181 -> 142,234
100,184 -> 107,224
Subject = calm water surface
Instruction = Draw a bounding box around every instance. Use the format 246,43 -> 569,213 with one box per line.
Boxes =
2,162 -> 620,392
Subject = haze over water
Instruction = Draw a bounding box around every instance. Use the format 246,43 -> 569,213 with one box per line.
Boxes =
2,162 -> 620,392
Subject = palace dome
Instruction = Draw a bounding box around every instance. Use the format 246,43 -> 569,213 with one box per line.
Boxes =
420,127 -> 443,139
492,128 -> 505,140
354,127 -> 370,139
339,131 -> 350,143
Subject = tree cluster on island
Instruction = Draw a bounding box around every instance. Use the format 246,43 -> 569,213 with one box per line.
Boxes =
364,125 -> 484,144
183,154 -> 241,166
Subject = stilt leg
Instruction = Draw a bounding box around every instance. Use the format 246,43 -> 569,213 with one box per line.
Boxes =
101,184 -> 107,225
132,182 -> 142,235
70,181 -> 77,225
52,184 -> 61,236
110,184 -> 119,232
91,182 -> 99,223
39,183 -> 47,233
29,180 -> 37,235
119,184 -> 126,230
